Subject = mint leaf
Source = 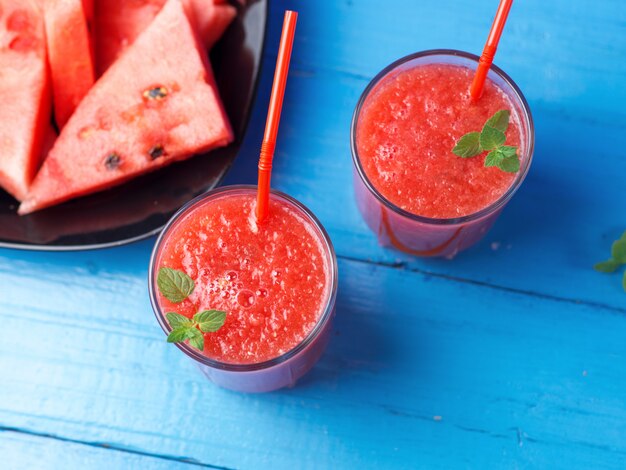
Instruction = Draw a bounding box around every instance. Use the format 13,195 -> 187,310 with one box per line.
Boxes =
166,312 -> 192,329
450,109 -> 519,174
167,325 -> 204,351
157,267 -> 195,303
484,149 -> 503,167
167,326 -> 193,343
498,155 -> 520,173
594,259 -> 621,273
187,328 -> 204,351
164,307 -> 227,350
479,125 -> 506,150
485,110 -> 510,133
452,132 -> 482,158
195,310 -> 227,333
499,145 -> 518,158
611,231 -> 626,263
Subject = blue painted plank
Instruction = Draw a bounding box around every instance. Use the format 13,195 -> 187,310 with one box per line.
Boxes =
225,0 -> 626,312
0,247 -> 625,469
266,0 -> 626,119
1,0 -> 626,468
0,430 -> 215,470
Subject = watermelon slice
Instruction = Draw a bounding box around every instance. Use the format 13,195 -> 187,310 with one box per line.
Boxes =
0,0 -> 51,200
81,0 -> 94,58
81,0 -> 92,24
19,0 -> 233,214
40,122 -> 58,157
43,0 -> 95,128
188,1 -> 236,50
95,0 -> 235,76
94,0 -> 166,76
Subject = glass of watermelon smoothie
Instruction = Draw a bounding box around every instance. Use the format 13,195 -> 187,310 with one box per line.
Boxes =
351,50 -> 534,258
149,185 -> 338,393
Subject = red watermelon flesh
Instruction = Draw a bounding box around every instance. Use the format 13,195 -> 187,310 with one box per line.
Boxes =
19,0 -> 233,214
81,0 -> 92,24
188,1 -> 236,50
0,0 -> 51,201
40,123 -> 57,157
44,0 -> 95,128
94,0 -> 165,76
95,0 -> 235,76
81,0 -> 94,61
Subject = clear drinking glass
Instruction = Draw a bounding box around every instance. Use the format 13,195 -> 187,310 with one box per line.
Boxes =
149,186 -> 338,393
351,50 -> 535,258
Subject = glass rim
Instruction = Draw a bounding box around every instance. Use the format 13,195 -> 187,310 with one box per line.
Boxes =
148,184 -> 339,372
350,49 -> 535,226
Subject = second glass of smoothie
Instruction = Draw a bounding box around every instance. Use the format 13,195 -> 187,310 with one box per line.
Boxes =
149,186 -> 338,393
351,50 -> 534,258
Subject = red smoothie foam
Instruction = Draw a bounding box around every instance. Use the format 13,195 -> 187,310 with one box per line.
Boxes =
356,63 -> 524,219
154,191 -> 331,365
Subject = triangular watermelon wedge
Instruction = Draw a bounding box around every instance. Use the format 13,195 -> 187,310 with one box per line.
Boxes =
43,0 -> 95,128
188,1 -> 236,50
81,0 -> 93,25
40,122 -> 58,157
0,0 -> 51,201
95,0 -> 235,76
19,0 -> 233,214
81,0 -> 95,58
94,0 -> 165,77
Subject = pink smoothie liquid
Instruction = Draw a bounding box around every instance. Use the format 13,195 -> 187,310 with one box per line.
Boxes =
357,63 -> 522,219
352,51 -> 533,257
154,191 -> 332,365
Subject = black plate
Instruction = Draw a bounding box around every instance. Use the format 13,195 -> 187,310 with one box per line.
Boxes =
0,0 -> 267,251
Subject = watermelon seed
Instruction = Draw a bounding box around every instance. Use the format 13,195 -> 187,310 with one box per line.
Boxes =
148,145 -> 165,160
143,86 -> 168,101
104,153 -> 121,170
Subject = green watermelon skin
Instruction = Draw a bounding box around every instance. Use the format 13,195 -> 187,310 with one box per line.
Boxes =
0,0 -> 51,200
19,0 -> 232,214
44,0 -> 95,127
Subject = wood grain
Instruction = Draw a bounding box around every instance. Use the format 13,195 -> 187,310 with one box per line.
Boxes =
226,0 -> 626,312
2,0 -> 626,468
0,430 -> 222,469
1,249 -> 625,468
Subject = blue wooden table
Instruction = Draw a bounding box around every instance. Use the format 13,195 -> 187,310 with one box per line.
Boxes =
2,1 -> 626,468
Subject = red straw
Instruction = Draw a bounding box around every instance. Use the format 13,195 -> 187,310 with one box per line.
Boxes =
256,11 -> 298,222
470,0 -> 514,100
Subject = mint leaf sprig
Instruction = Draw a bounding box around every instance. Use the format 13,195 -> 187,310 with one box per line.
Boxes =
594,230 -> 626,292
156,267 -> 227,351
166,310 -> 227,351
452,110 -> 520,173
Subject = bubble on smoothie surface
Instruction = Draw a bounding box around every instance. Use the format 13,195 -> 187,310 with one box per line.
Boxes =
356,63 -> 524,219
156,194 -> 330,364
